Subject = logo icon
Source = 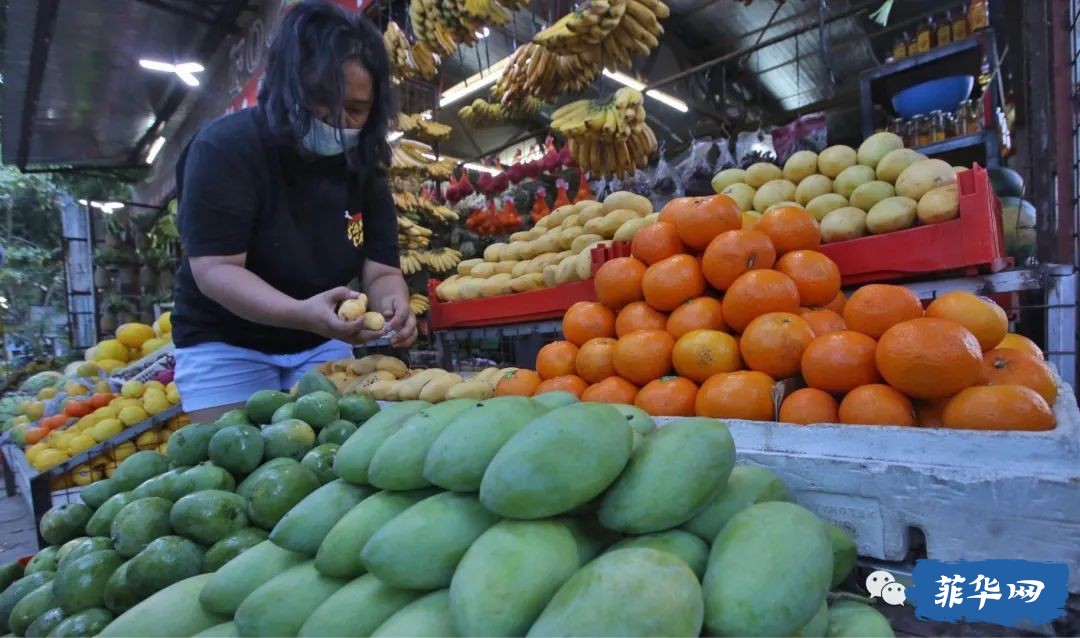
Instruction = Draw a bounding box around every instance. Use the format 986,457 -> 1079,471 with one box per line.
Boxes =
866,570 -> 906,606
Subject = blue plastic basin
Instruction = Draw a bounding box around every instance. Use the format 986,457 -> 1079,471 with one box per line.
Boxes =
891,75 -> 975,118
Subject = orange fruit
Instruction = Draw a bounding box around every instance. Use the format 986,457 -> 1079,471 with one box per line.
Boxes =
594,257 -> 647,310
495,369 -> 542,397
739,312 -> 815,380
635,376 -> 699,416
642,254 -> 706,312
926,291 -> 1008,352
838,384 -> 916,426
800,309 -> 846,336
695,371 -> 776,421
615,302 -> 668,337
875,317 -> 983,400
822,291 -> 847,314
779,388 -> 839,425
914,397 -> 951,427
842,284 -> 924,339
575,337 -> 618,384
995,333 -> 1044,360
700,230 -> 777,291
672,329 -> 742,383
612,330 -> 675,386
562,301 -> 616,346
581,376 -> 640,404
631,221 -> 686,266
754,206 -> 821,255
667,297 -> 726,339
942,385 -> 1054,431
775,250 -> 841,307
535,375 -> 589,398
800,331 -> 882,394
721,270 -> 801,333
661,195 -> 742,251
536,341 -> 579,380
981,348 -> 1057,405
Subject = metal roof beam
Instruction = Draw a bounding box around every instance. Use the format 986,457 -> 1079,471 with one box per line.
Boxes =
15,0 -> 61,171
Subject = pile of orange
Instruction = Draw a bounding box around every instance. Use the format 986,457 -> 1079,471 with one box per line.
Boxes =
496,195 -> 1057,432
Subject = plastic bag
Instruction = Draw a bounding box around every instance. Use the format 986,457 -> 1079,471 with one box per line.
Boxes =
620,169 -> 653,197
771,112 -> 828,163
676,139 -> 719,197
713,137 -> 736,172
650,145 -> 683,211
736,128 -> 778,168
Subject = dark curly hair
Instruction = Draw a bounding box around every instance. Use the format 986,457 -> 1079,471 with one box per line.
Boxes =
258,0 -> 394,172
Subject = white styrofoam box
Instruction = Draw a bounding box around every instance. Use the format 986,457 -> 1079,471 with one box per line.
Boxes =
664,385 -> 1080,592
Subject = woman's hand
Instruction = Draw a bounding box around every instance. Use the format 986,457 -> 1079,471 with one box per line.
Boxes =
377,293 -> 418,348
295,287 -> 386,344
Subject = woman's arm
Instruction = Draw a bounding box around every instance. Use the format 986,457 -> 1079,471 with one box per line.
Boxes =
363,261 -> 417,347
191,253 -> 369,343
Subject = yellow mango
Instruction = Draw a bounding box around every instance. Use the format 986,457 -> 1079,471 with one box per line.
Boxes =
119,406 -> 149,427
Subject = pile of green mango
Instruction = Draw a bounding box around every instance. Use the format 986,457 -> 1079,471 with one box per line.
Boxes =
0,370 -> 894,638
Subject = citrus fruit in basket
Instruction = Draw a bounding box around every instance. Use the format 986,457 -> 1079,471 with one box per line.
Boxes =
842,284 -> 924,339
666,297 -> 726,339
995,332 -> 1044,359
534,375 -> 589,398
876,318 -> 983,400
695,371 -> 775,421
672,330 -> 742,383
615,302 -> 668,337
536,341 -> 579,380
739,312 -> 816,380
562,302 -> 615,346
838,384 -> 916,426
631,221 -> 684,266
660,195 -> 742,251
981,348 -> 1057,405
642,255 -> 706,312
779,388 -> 839,425
581,376 -> 640,404
942,385 -> 1054,431
775,250 -> 841,308
117,323 -> 155,348
576,338 -> 618,384
594,257 -> 646,310
754,206 -> 821,255
800,309 -> 846,336
914,397 -> 951,427
925,291 -> 1008,352
93,339 -> 129,363
801,331 -> 881,394
613,330 -> 675,386
701,230 -> 776,291
721,270 -> 800,333
634,376 -> 699,417
495,369 -> 542,397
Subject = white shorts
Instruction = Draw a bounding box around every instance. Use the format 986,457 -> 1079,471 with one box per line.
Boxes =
174,339 -> 353,412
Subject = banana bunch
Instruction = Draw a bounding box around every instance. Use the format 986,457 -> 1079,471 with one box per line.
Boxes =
385,22 -> 412,77
409,293 -> 430,316
313,355 -> 409,396
599,0 -> 670,70
410,0 -> 462,56
534,0 -> 628,55
458,95 -> 545,127
553,89 -> 657,178
461,0 -> 511,26
421,247 -> 463,272
401,250 -> 425,275
359,367 -> 512,403
398,113 -> 454,143
398,215 -> 433,250
389,139 -> 456,182
495,43 -> 604,105
394,192 -> 460,222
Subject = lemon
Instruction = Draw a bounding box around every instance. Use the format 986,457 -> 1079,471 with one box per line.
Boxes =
33,449 -> 69,471
119,406 -> 149,427
37,387 -> 59,400
71,464 -> 103,486
94,406 -> 119,419
25,443 -> 48,463
166,387 -> 181,406
121,381 -> 145,399
75,415 -> 99,431
93,381 -> 112,394
154,312 -> 172,337
111,441 -> 136,462
94,339 -> 129,363
114,398 -> 142,410
143,395 -> 170,417
90,418 -> 123,442
50,432 -> 74,452
135,430 -> 160,448
117,323 -> 155,348
96,359 -> 126,373
68,434 -> 97,455
64,381 -> 89,397
141,338 -> 168,357
144,380 -> 165,393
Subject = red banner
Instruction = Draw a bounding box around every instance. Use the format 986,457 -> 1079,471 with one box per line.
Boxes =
224,0 -> 375,115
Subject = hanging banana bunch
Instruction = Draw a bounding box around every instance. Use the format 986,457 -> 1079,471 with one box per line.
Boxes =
551,88 -> 658,178
533,0 -> 628,55
409,293 -> 431,316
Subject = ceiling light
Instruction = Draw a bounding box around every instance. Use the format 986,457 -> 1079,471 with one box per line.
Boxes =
475,27 -> 491,39
464,162 -> 501,175
387,131 -> 404,142
603,68 -> 689,113
78,199 -> 88,205
139,59 -> 204,87
145,136 -> 166,164
439,57 -> 510,107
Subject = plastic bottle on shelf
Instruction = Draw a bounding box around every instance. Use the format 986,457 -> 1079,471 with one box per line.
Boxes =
892,34 -> 909,61
952,4 -> 969,40
915,16 -> 934,53
968,0 -> 990,33
937,11 -> 953,47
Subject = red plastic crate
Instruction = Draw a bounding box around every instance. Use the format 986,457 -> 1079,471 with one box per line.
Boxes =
428,242 -> 631,330
818,164 -> 1010,285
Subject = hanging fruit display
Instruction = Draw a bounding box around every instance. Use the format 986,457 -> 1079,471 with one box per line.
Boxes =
551,88 -> 658,177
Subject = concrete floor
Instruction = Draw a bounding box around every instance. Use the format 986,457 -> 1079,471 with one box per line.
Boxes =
0,491 -> 39,565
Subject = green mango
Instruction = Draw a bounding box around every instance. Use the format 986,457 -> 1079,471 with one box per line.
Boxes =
337,394 -> 379,424
202,528 -> 269,573
24,607 -> 64,638
99,575 -> 227,637
166,423 -> 217,467
84,492 -> 135,538
208,425 -> 265,477
172,464 -> 235,497
39,504 -> 93,546
199,541 -> 306,617
79,480 -> 117,510
53,550 -> 123,614
246,390 -> 292,425
371,590 -> 454,638
682,465 -> 792,542
57,538 -> 113,571
9,582 -> 56,636
368,399 -> 479,491
111,452 -> 169,492
828,524 -> 858,587
269,480 -> 369,557
826,601 -> 895,637
334,401 -> 430,485
233,563 -> 346,638
109,497 -> 172,558
300,444 -> 339,484
170,490 -> 248,545
46,607 -> 113,637
23,547 -> 58,575
299,574 -> 422,638
261,419 -> 316,462
608,529 -> 709,580
126,536 -> 205,598
294,391 -> 339,428
317,421 -> 356,446
236,458 -> 296,499
296,370 -> 339,398
246,462 -> 321,530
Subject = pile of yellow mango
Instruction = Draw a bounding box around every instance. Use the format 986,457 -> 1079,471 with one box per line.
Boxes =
82,313 -> 172,373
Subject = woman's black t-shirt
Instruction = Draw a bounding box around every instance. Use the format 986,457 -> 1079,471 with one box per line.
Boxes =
172,107 -> 399,355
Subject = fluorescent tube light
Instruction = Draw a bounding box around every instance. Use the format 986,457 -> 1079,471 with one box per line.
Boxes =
439,57 -> 510,107
145,136 -> 166,164
464,162 -> 501,175
387,131 -> 404,142
603,69 -> 645,91
139,59 -> 203,86
138,59 -> 176,72
602,68 -> 689,113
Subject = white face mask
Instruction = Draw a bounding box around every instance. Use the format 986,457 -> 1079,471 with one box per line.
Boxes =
301,118 -> 362,156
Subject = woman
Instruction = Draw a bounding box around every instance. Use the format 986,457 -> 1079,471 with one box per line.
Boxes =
172,0 -> 414,421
